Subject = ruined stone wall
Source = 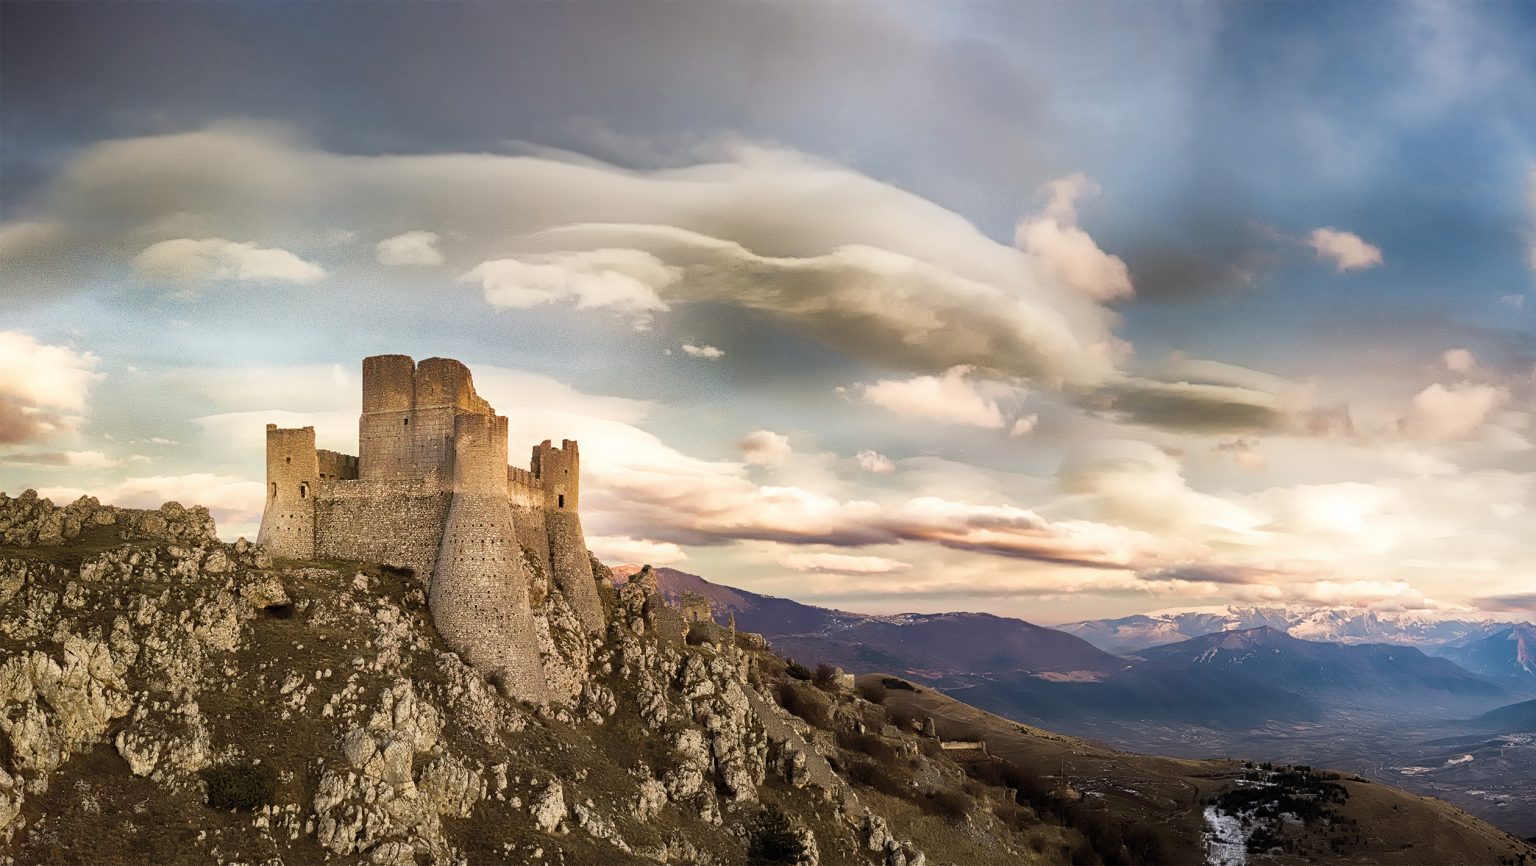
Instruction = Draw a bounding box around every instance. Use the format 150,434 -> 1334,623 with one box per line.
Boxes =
531,440 -> 580,511
507,470 -> 554,583
313,480 -> 451,584
316,450 -> 358,481
430,412 -> 549,701
257,425 -> 318,558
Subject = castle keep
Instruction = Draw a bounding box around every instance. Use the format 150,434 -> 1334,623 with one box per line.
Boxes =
257,355 -> 606,699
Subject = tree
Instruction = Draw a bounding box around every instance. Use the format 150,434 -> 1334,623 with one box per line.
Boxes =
747,805 -> 806,865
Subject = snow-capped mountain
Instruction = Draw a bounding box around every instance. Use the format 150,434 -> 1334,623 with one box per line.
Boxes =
1057,605 -> 1517,654
1441,623 -> 1536,683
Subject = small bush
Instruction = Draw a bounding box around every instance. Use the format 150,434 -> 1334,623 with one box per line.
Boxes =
880,676 -> 916,691
785,662 -> 812,681
746,806 -> 806,866
844,757 -> 909,798
856,681 -> 888,704
886,705 -> 922,732
836,728 -> 900,765
201,762 -> 275,811
261,602 -> 295,619
813,662 -> 841,690
920,788 -> 973,823
776,682 -> 832,729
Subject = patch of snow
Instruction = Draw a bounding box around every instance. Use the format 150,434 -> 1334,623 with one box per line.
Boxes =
1203,806 -> 1248,866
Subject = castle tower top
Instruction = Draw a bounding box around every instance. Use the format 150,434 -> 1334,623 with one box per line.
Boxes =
531,439 -> 580,510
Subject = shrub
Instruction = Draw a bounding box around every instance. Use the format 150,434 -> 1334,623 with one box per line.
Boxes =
920,788 -> 973,823
880,676 -> 916,691
855,681 -> 888,704
885,705 -> 922,732
844,757 -> 909,798
813,663 -> 840,690
201,762 -> 275,811
776,682 -> 832,729
836,728 -> 900,765
261,602 -> 295,619
746,806 -> 806,865
785,662 -> 812,681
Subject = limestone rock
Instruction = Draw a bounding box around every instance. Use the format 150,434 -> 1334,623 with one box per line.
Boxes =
530,779 -> 567,834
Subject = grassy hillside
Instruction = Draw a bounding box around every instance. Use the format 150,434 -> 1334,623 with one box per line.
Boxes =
866,672 -> 1536,866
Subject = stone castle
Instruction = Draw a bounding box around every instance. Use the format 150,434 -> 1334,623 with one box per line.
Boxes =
257,354 -> 605,699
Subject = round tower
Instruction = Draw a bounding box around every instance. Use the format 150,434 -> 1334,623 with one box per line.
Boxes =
430,412 -> 550,701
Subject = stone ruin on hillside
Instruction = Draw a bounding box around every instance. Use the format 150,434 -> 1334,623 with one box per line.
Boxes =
258,354 -> 605,701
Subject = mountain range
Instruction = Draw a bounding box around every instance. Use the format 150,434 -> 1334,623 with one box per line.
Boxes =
615,565 -> 1536,836
1057,605 -> 1517,654
616,566 -> 1520,730
1440,623 -> 1536,684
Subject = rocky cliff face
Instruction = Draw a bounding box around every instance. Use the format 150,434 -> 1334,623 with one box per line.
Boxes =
0,492 -> 1084,866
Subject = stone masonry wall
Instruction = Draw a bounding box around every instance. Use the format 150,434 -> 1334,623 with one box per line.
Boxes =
257,425 -> 318,558
316,450 -> 358,481
429,412 -> 550,701
263,353 -> 606,704
547,509 -> 604,634
313,480 -> 451,585
508,471 -> 554,583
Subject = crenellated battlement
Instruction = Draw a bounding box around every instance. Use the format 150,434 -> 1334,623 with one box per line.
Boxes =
257,354 -> 607,701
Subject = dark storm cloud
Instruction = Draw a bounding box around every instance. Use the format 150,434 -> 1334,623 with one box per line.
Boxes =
1121,219 -> 1281,303
0,397 -> 66,445
1136,563 -> 1280,586
0,2 -> 1049,216
1472,593 -> 1536,613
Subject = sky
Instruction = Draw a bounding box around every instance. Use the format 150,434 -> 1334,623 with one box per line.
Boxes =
3,2 -> 1536,624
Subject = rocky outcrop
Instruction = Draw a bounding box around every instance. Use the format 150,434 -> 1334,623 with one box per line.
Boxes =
0,490 -> 217,548
0,491 -> 1089,866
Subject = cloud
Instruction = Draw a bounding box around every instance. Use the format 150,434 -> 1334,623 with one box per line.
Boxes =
1442,348 -> 1476,372
1307,227 -> 1382,271
776,552 -> 910,574
462,249 -> 676,324
0,450 -> 142,469
855,450 -> 894,474
134,237 -> 325,290
16,127 -> 1128,388
1087,357 -> 1349,436
375,230 -> 444,266
886,496 -> 1197,568
680,343 -> 724,360
587,534 -> 688,566
1500,293 -> 1525,309
0,331 -> 101,444
1402,381 -> 1507,440
1014,174 -> 1134,301
1056,440 -> 1260,536
1212,438 -> 1267,471
1009,413 -> 1039,437
1472,592 -> 1536,613
860,365 -> 1016,429
739,430 -> 792,466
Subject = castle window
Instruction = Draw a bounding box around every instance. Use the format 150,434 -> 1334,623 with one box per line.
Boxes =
558,494 -> 565,509
299,483 -> 309,499
270,482 -> 277,499
285,456 -> 291,464
403,417 -> 409,426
